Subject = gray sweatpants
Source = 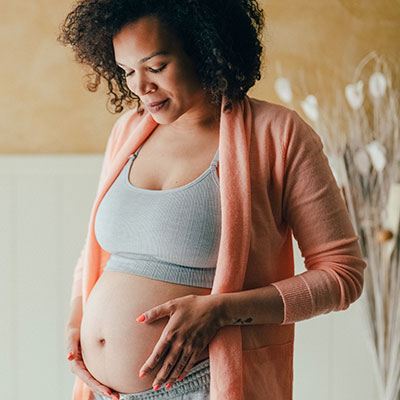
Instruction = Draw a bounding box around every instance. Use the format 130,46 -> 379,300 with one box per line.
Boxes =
93,358 -> 210,400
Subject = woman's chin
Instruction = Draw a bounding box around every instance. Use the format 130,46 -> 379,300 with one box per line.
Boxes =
151,114 -> 177,125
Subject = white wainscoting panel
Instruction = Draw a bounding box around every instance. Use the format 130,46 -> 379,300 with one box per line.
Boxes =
0,155 -> 378,400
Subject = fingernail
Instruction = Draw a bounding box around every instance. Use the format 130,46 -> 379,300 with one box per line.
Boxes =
165,383 -> 172,389
153,384 -> 160,391
178,376 -> 184,381
67,352 -> 73,360
139,371 -> 146,378
136,314 -> 146,322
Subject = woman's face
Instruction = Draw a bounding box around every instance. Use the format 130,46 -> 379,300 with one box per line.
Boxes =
113,16 -> 212,126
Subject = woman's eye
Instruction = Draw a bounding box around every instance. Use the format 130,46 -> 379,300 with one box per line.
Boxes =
150,64 -> 167,73
124,64 -> 167,78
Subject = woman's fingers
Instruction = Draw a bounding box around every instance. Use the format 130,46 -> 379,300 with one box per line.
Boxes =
65,326 -> 120,398
137,300 -> 173,324
138,294 -> 222,390
150,345 -> 184,390
171,354 -> 201,385
164,352 -> 193,388
139,339 -> 171,377
65,333 -> 120,400
70,355 -> 120,399
65,327 -> 80,361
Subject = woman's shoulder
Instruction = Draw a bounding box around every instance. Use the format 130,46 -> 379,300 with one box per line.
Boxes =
102,106 -> 151,160
246,96 -> 323,158
108,106 -> 150,141
112,106 -> 147,130
246,97 -> 310,145
247,96 -> 302,126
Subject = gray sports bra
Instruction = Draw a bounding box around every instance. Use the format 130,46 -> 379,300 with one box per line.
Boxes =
94,143 -> 221,288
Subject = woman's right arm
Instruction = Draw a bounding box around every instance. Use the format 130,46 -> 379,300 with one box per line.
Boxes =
65,109 -> 141,399
67,295 -> 83,329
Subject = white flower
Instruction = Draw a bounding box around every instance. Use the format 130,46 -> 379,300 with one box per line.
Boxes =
274,77 -> 293,103
369,72 -> 387,98
354,148 -> 371,176
300,95 -> 319,121
366,140 -> 387,172
345,80 -> 364,110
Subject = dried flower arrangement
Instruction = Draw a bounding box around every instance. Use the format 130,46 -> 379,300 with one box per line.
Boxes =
274,51 -> 400,400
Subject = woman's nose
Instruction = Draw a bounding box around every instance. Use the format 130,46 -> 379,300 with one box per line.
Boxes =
130,74 -> 157,97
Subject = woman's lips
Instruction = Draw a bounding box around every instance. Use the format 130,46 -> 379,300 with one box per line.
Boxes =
146,99 -> 169,112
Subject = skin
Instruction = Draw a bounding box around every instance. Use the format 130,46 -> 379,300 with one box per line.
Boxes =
111,16 -> 224,392
112,15 -> 221,137
66,15 -> 284,399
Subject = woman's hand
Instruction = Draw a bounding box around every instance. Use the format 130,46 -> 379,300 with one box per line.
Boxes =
136,294 -> 225,391
65,326 -> 120,400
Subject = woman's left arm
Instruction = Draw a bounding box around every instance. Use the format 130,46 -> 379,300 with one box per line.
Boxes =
269,110 -> 367,325
136,287 -> 283,390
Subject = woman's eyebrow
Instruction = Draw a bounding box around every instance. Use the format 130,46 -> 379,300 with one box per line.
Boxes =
116,50 -> 169,68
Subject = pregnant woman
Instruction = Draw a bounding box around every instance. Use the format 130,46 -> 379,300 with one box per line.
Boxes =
59,1 -> 367,400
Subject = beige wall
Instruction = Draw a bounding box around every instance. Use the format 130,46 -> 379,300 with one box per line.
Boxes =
1,0 -> 399,153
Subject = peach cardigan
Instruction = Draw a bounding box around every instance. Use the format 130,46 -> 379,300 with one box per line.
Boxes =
70,96 -> 366,400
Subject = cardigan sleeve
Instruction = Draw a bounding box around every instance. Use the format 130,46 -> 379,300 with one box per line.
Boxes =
270,110 -> 367,324
69,111 -> 133,305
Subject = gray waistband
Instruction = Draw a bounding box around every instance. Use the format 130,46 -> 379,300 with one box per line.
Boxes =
93,358 -> 210,400
104,254 -> 215,288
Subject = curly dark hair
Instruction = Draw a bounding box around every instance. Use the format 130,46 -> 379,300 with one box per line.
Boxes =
57,0 -> 265,113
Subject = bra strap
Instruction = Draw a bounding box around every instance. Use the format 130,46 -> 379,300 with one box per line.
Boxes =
210,148 -> 219,167
129,143 -> 145,160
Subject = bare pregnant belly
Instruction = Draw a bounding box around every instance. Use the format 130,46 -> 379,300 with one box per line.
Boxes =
80,271 -> 212,394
